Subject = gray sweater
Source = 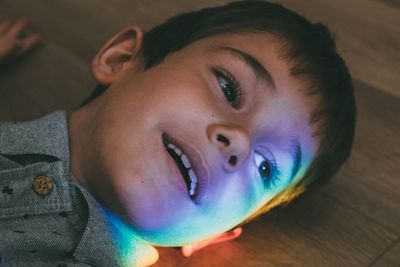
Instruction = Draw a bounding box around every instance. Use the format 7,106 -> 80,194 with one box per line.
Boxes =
0,111 -> 126,266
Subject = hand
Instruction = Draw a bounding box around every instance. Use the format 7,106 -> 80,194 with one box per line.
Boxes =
136,227 -> 242,266
181,227 -> 242,257
137,243 -> 159,267
0,18 -> 41,67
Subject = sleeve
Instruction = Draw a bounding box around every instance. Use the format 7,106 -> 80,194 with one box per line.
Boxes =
0,154 -> 23,170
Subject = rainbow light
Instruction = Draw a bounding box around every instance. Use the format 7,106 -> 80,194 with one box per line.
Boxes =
100,146 -> 314,265
103,208 -> 157,267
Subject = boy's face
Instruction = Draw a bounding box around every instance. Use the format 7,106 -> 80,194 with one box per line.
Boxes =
69,31 -> 318,246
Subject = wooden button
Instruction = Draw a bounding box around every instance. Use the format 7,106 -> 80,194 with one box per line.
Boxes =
33,175 -> 53,196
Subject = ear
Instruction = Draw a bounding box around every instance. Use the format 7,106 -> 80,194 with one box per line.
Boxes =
91,26 -> 143,85
181,227 -> 242,257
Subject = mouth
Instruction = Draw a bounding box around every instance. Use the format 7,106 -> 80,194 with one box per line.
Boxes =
162,133 -> 201,202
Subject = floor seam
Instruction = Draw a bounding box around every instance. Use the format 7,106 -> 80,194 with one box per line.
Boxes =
366,236 -> 400,267
321,191 -> 399,236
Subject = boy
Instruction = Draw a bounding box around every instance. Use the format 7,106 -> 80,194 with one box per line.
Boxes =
0,1 -> 356,266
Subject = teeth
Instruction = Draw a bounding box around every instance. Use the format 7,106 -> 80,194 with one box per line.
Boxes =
168,143 -> 182,156
167,143 -> 176,150
181,154 -> 191,169
189,187 -> 195,196
174,148 -> 182,156
188,169 -> 197,183
188,169 -> 198,196
189,181 -> 197,196
166,138 -> 199,197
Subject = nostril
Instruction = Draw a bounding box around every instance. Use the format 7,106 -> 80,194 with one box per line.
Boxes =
228,155 -> 237,166
217,134 -> 230,146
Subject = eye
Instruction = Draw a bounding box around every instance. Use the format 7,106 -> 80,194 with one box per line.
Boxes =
212,68 -> 242,109
258,161 -> 271,178
254,152 -> 281,190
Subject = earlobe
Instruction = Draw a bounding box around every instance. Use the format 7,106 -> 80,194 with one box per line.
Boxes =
181,227 -> 242,257
91,26 -> 144,85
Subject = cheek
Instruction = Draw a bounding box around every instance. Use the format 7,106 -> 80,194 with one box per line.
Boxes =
208,166 -> 264,222
224,162 -> 288,222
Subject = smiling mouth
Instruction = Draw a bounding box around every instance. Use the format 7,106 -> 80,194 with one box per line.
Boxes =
162,134 -> 199,201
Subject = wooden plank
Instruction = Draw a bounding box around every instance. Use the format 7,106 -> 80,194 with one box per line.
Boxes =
320,80 -> 400,233
377,0 -> 400,9
1,1 -> 399,266
0,40 -> 94,122
2,0 -> 399,97
274,0 -> 400,97
153,191 -> 397,267
0,0 -> 197,63
370,239 -> 400,267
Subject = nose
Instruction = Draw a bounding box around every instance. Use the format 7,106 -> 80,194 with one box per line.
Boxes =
207,124 -> 251,172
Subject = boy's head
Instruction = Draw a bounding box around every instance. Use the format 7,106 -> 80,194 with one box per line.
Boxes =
69,1 -> 356,246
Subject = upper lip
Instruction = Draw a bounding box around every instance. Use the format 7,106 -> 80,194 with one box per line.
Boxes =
162,133 -> 209,204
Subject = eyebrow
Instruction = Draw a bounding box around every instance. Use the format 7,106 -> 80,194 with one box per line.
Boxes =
288,137 -> 302,183
217,46 -> 276,90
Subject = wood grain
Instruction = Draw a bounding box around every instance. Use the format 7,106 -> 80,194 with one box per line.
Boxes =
1,1 -> 399,266
371,239 -> 400,267
275,0 -> 400,97
0,41 -> 94,121
320,80 -> 400,232
152,191 -> 397,267
2,0 -> 399,97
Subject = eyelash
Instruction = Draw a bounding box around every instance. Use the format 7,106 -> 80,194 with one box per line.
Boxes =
212,67 -> 242,109
264,160 -> 281,191
254,153 -> 281,191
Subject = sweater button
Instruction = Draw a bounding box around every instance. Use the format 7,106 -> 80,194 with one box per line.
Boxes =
33,175 -> 53,196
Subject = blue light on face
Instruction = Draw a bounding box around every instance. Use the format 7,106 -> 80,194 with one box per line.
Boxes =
99,145 -> 313,264
254,151 -> 281,191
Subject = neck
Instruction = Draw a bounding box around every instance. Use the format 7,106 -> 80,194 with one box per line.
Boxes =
67,103 -> 96,190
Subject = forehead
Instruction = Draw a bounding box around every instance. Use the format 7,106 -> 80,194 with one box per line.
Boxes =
173,33 -> 317,118
184,32 -> 287,68
188,33 -> 315,112
176,33 -> 301,97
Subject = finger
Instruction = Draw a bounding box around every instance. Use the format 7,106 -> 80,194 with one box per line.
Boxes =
181,227 -> 243,257
181,236 -> 220,257
137,245 -> 159,267
181,246 -> 194,257
221,227 -> 242,241
0,18 -> 14,36
209,227 -> 242,244
4,17 -> 29,39
0,42 -> 20,66
18,33 -> 41,55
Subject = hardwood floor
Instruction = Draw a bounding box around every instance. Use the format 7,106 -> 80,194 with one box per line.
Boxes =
1,1 -> 399,266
